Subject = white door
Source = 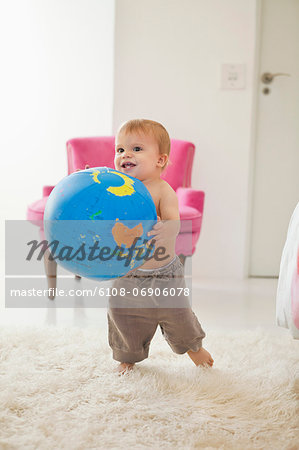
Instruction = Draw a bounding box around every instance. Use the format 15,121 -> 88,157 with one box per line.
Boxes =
250,0 -> 299,277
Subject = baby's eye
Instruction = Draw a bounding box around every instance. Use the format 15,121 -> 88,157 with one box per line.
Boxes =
116,148 -> 124,153
133,146 -> 142,152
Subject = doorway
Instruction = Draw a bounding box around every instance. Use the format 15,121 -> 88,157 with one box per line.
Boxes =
250,0 -> 299,276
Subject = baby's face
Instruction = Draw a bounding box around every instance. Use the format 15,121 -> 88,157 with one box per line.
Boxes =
114,130 -> 164,182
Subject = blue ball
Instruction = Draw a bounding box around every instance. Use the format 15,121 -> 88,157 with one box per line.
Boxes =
44,167 -> 157,279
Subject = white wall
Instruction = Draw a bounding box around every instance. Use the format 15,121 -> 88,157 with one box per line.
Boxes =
1,0 -> 258,280
113,0 -> 257,279
1,0 -> 115,220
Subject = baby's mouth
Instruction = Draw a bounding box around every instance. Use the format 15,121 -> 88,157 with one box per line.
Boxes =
121,162 -> 136,169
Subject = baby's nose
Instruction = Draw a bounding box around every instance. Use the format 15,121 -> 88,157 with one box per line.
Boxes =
122,150 -> 132,157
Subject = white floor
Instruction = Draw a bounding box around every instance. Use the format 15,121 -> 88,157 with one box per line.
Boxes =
1,275 -> 291,339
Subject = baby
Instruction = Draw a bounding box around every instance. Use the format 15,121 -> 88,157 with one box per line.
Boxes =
108,119 -> 214,373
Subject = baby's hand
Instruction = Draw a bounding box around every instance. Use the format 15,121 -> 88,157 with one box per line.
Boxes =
147,216 -> 170,246
75,164 -> 90,172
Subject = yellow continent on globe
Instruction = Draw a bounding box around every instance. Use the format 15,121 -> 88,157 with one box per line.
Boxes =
91,169 -> 135,197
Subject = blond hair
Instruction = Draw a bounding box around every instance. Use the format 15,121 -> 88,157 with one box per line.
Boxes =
116,119 -> 170,170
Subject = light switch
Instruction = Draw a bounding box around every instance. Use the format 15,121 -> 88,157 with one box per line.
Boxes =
221,64 -> 246,89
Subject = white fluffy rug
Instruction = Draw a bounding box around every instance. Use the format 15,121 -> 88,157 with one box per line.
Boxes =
0,326 -> 298,449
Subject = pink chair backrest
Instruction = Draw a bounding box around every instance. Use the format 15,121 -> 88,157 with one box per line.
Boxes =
163,140 -> 195,190
66,137 -> 195,191
67,137 -> 115,174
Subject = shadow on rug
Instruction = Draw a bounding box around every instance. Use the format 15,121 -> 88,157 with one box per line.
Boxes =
0,326 -> 298,449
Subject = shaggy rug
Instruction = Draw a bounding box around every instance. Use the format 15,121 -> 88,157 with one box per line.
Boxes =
0,326 -> 298,449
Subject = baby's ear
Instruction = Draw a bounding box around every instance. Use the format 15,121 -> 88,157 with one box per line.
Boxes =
157,153 -> 168,168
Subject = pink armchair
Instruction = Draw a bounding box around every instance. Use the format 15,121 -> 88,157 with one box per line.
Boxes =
27,137 -> 205,298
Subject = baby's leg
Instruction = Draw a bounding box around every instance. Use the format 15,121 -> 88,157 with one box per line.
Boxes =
108,307 -> 158,372
159,307 -> 214,367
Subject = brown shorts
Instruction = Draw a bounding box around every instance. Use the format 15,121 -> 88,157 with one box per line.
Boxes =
107,256 -> 205,363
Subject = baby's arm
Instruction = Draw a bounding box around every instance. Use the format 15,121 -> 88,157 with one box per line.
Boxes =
147,183 -> 180,245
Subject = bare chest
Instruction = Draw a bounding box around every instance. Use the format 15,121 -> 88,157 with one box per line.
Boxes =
145,186 -> 161,218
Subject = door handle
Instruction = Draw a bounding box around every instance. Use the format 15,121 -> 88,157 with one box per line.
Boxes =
261,72 -> 291,84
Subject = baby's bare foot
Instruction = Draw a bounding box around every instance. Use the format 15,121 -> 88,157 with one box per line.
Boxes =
187,347 -> 214,367
115,362 -> 135,375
